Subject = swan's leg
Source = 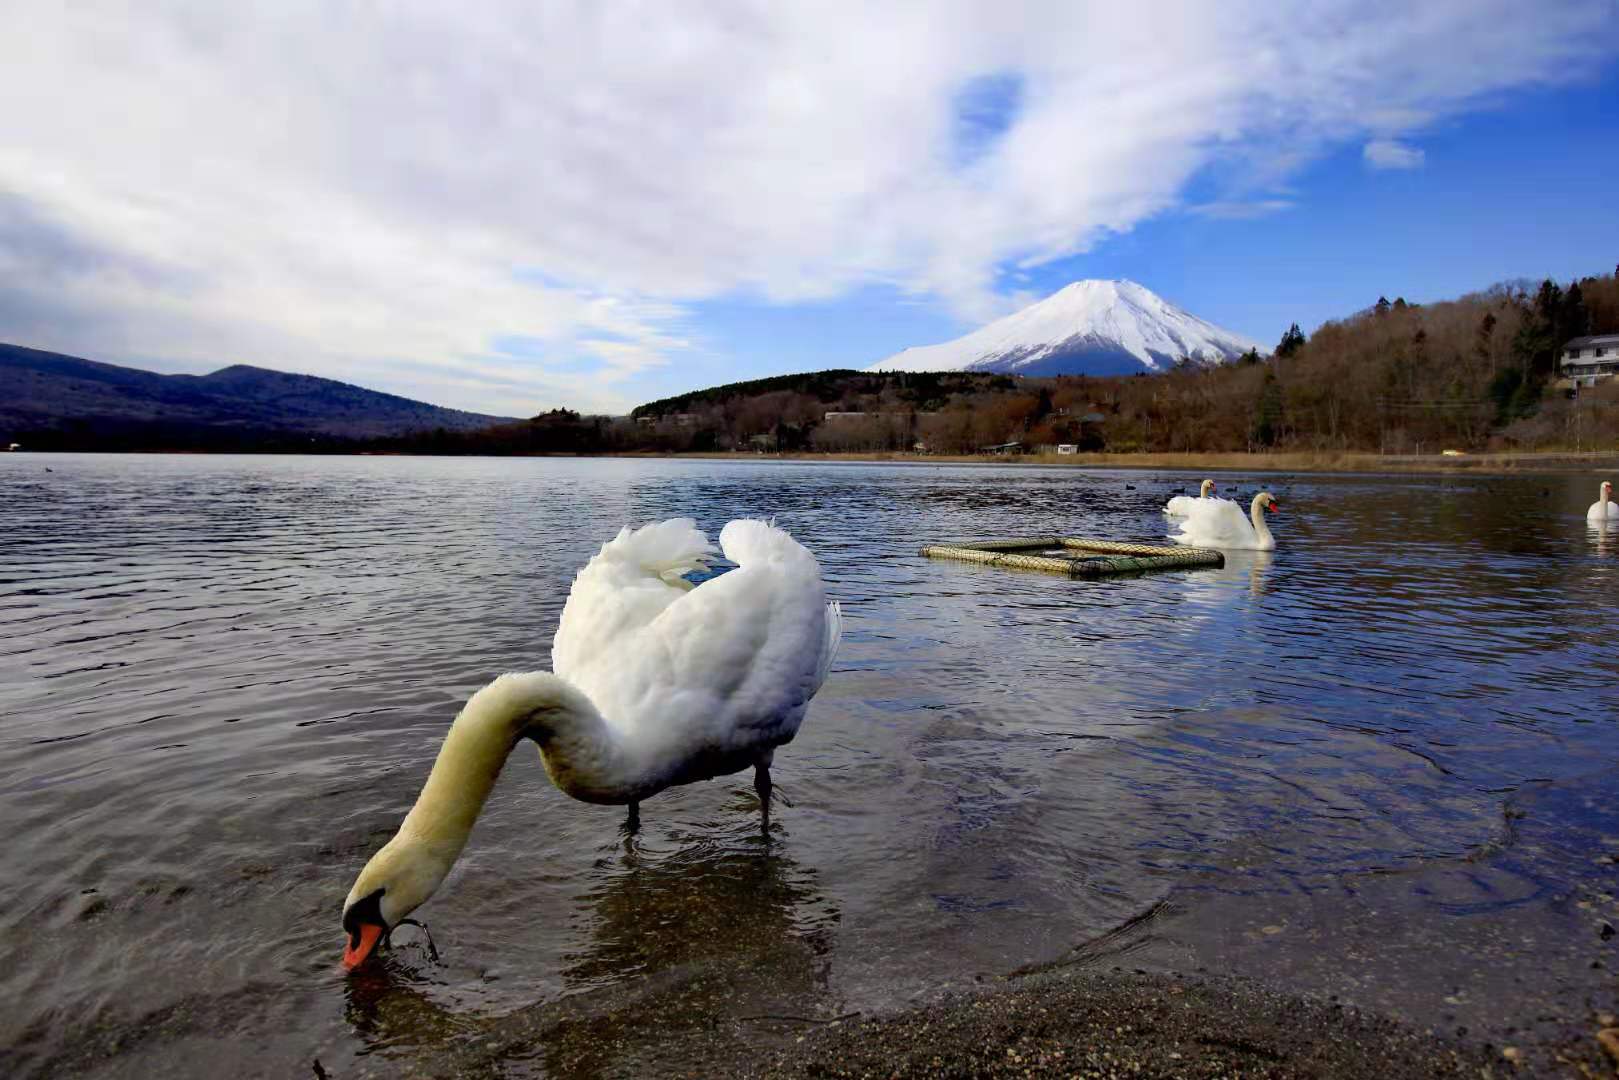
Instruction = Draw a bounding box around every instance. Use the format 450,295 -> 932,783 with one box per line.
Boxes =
625,800 -> 640,833
754,763 -> 772,837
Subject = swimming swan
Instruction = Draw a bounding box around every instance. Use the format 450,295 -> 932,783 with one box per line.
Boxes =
1165,479 -> 1218,517
340,517 -> 841,969
1589,481 -> 1617,521
1171,491 -> 1280,551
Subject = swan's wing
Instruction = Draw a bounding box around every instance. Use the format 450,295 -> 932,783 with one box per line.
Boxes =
551,518 -> 715,680
815,601 -> 843,693
1170,497 -> 1250,547
562,519 -> 833,755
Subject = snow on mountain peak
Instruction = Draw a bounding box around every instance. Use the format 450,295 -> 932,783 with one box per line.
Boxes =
868,279 -> 1264,376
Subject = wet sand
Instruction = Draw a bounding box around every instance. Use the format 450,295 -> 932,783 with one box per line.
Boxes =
341,965 -> 1614,1078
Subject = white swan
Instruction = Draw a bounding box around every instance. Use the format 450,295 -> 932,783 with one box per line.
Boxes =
340,517 -> 841,969
1589,481 -> 1617,521
1171,491 -> 1280,551
1164,479 -> 1217,517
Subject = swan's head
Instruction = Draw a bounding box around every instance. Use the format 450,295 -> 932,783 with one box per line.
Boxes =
1200,479 -> 1216,497
1256,491 -> 1280,514
341,835 -> 454,970
1603,481 -> 1614,500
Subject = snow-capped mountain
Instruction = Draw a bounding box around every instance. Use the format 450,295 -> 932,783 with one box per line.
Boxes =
868,280 -> 1264,376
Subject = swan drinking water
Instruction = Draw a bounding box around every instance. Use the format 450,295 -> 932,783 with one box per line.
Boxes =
1170,491 -> 1281,551
340,517 -> 841,969
1164,479 -> 1218,517
1589,481 -> 1617,521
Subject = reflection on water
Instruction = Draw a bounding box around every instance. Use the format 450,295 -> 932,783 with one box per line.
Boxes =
336,819 -> 836,1078
1,454 -> 1617,1077
1590,517 -> 1617,558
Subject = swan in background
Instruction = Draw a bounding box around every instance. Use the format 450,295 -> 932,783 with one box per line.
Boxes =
340,517 -> 842,969
1171,491 -> 1281,551
1589,481 -> 1617,521
1164,479 -> 1218,517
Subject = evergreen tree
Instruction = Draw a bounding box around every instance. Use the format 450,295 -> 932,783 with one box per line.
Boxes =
1515,279 -> 1564,378
1275,323 -> 1307,359
1532,279 -> 1563,326
1393,297 -> 1408,311
1560,282 -> 1589,342
1252,369 -> 1284,447
1375,296 -> 1391,316
1238,347 -> 1261,365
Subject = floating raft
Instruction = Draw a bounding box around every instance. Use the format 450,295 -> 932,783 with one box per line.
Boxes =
921,537 -> 1224,577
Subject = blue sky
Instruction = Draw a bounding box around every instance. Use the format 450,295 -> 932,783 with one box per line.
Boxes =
3,2 -> 1617,416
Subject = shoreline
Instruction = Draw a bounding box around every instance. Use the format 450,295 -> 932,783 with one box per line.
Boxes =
419,964 -> 1611,1078
16,448 -> 1619,475
618,448 -> 1619,475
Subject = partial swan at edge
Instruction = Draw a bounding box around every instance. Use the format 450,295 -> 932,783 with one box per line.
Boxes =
1165,479 -> 1219,517
1588,481 -> 1617,521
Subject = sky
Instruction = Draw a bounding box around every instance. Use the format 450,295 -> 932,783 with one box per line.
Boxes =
1,2 -> 1617,418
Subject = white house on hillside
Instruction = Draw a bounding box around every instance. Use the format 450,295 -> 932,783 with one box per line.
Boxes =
1561,334 -> 1619,388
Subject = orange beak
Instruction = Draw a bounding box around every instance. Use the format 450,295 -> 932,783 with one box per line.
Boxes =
1267,501 -> 1280,513
343,922 -> 385,971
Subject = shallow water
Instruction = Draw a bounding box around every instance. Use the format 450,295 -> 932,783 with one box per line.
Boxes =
1,454 -> 1615,1077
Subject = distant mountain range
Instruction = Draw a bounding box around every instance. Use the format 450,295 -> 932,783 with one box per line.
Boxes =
0,343 -> 516,448
868,279 -> 1264,376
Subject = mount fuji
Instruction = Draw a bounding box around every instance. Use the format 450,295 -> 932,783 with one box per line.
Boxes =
868,280 -> 1265,376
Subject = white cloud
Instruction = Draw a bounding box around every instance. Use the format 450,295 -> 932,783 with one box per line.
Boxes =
1364,139 -> 1427,170
1187,199 -> 1297,220
0,1 -> 1611,412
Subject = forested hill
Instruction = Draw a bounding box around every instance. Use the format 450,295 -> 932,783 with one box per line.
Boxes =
0,344 -> 515,449
629,369 -> 1019,419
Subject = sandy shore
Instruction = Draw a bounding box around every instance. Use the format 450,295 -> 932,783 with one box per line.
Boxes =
385,965 -> 1614,1079
639,449 -> 1619,475
743,969 -> 1500,1079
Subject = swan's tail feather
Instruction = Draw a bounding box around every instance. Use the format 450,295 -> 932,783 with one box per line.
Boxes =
815,600 -> 842,690
599,517 -> 716,581
718,517 -> 811,565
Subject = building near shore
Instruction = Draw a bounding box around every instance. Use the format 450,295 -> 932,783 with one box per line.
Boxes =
1560,334 -> 1619,388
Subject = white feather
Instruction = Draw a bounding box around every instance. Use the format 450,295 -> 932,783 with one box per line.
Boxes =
1588,482 -> 1617,522
1170,492 -> 1280,551
551,517 -> 838,789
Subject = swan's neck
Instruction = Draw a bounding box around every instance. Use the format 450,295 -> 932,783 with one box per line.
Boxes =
396,674 -> 618,857
1249,498 -> 1274,546
347,673 -> 625,926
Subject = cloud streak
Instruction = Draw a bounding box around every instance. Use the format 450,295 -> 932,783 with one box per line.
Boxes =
1364,139 -> 1427,170
0,1 -> 1611,412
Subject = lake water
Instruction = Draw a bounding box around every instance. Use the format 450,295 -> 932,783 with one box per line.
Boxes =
1,454 -> 1616,1077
